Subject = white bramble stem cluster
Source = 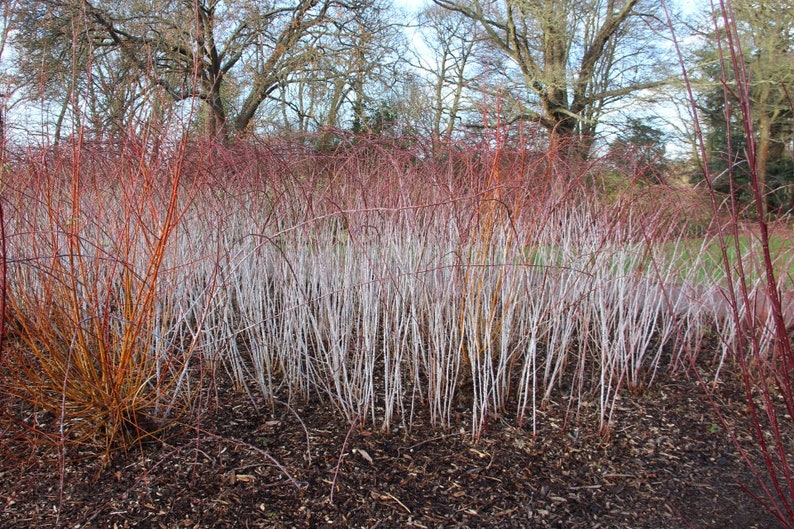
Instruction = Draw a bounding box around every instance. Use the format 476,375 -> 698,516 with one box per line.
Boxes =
7,141 -> 788,441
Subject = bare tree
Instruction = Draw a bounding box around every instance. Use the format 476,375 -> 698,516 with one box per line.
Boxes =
272,0 -> 408,139
730,0 -> 794,218
14,1 -> 159,141
695,0 -> 794,217
15,0 -> 341,140
432,0 -> 670,156
413,4 -> 480,150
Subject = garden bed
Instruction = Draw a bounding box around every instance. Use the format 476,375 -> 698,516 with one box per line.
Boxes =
0,365 -> 781,528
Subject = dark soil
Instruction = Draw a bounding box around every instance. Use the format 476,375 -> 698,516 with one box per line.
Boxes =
0,367 -> 785,529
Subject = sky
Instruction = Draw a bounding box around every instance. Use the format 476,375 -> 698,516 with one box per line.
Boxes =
395,0 -> 430,16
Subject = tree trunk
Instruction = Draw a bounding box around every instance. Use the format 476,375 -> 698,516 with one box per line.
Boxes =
206,94 -> 228,141
757,112 -> 771,220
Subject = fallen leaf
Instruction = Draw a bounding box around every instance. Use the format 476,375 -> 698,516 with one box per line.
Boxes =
354,448 -> 373,464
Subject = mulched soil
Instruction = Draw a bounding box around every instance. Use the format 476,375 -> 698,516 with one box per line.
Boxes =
0,366 -> 785,529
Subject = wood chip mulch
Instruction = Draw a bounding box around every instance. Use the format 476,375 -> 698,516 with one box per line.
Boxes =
0,368 -> 784,528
